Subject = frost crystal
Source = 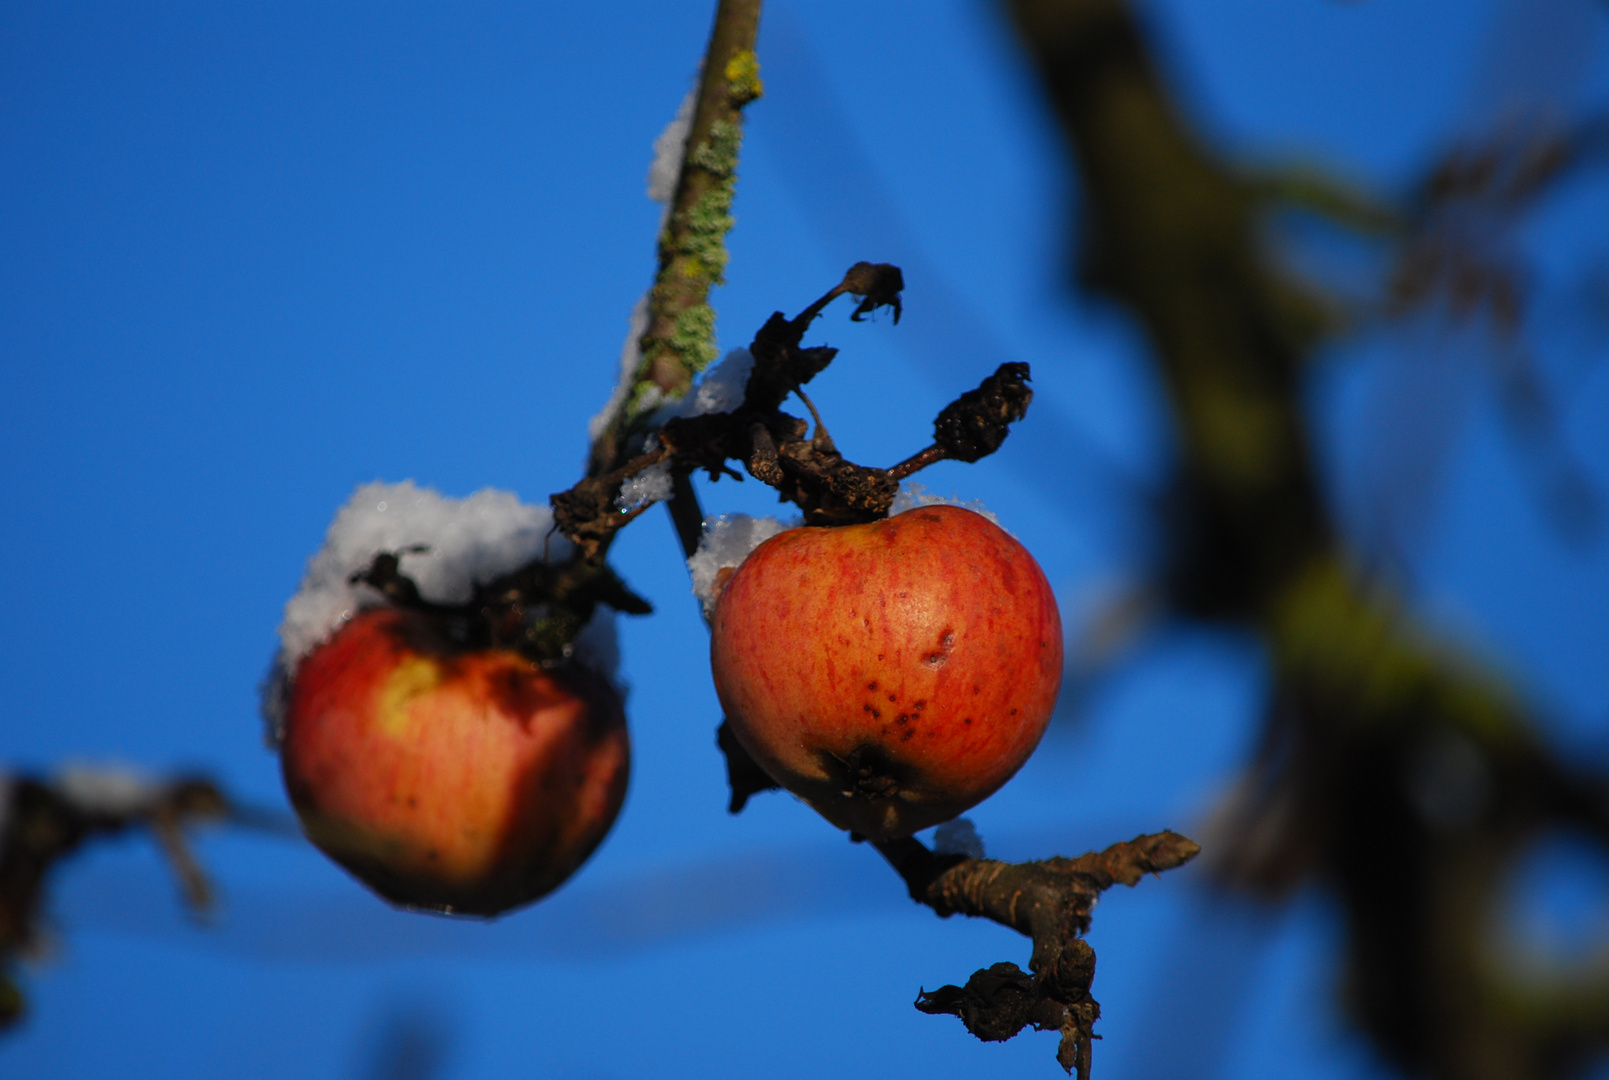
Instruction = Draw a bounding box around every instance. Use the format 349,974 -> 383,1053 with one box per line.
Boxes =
890,482 -> 1001,527
54,761 -> 161,817
688,513 -> 799,617
932,817 -> 986,859
615,459 -> 675,512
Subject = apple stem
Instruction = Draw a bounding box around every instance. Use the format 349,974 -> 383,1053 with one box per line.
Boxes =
886,444 -> 946,481
664,469 -> 708,567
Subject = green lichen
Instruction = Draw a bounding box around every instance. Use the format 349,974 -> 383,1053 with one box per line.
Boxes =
1269,557 -> 1517,742
668,303 -> 718,371
624,379 -> 664,422
724,50 -> 763,106
634,302 -> 719,406
689,119 -> 742,177
675,178 -> 735,284
622,72 -> 760,431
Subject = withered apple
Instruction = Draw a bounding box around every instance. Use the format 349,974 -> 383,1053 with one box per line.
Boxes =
279,606 -> 629,916
710,505 -> 1062,841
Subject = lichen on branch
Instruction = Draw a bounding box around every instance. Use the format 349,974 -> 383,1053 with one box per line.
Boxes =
590,0 -> 765,478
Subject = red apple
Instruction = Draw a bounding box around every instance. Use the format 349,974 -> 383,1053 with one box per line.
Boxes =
279,606 -> 629,916
710,505 -> 1062,841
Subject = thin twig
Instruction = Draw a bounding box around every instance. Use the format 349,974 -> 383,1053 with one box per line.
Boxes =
665,469 -> 708,565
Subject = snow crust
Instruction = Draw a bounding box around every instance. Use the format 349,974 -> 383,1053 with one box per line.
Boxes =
275,481 -> 567,669
647,86 -> 697,205
688,513 -> 799,618
890,482 -> 1000,527
263,482 -> 619,747
932,817 -> 986,859
666,347 -> 754,420
54,761 -> 161,817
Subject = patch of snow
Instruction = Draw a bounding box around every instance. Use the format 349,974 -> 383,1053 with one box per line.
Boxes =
648,85 -> 698,206
54,761 -> 161,817
932,817 -> 986,859
659,347 -> 754,420
688,513 -> 800,618
890,482 -> 1001,527
615,458 -> 674,512
276,481 -> 563,668
572,608 -> 623,697
263,482 -> 572,747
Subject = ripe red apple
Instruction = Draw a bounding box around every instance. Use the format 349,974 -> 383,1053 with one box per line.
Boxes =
710,505 -> 1062,841
278,606 -> 629,916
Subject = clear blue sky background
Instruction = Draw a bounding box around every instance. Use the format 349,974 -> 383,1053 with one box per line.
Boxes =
3,2 -> 1607,1078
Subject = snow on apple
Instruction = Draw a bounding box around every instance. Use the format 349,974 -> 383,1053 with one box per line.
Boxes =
687,512 -> 800,618
263,481 -> 617,745
267,481 -> 630,917
889,481 -> 1001,527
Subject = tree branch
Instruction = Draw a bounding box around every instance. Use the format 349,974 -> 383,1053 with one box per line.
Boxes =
590,0 -> 766,477
0,771 -> 272,1030
879,830 -> 1200,1077
1004,2 -> 1609,1077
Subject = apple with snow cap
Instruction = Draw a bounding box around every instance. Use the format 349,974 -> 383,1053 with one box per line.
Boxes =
279,606 -> 628,916
709,504 -> 1062,842
268,483 -> 632,916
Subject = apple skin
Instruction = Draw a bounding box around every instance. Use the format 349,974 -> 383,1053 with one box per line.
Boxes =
279,607 -> 629,916
710,505 -> 1062,841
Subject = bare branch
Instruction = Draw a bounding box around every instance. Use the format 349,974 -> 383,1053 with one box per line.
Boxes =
880,831 -> 1200,1076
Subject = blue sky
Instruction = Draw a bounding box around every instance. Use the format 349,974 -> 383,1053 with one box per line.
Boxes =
3,2 -> 1607,1078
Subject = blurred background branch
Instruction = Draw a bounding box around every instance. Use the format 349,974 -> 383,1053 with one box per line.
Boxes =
1005,1 -> 1609,1077
0,767 -> 288,1030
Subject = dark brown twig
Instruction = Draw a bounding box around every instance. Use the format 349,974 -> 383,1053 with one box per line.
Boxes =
879,830 -> 1200,1077
555,266 -> 1034,542
0,772 -> 244,1030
